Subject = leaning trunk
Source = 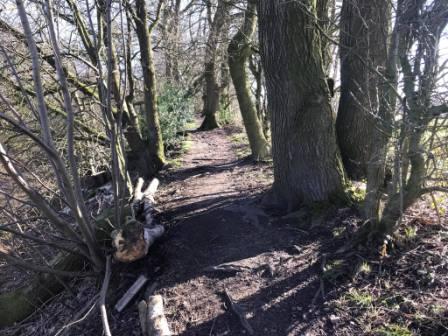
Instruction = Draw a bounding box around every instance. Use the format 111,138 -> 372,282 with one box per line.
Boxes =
258,0 -> 347,210
228,0 -> 270,161
336,0 -> 390,180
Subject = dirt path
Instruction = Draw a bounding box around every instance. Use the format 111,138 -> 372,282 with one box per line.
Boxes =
5,127 -> 347,336
3,126 -> 446,336
158,128 -> 270,222
130,127 -> 335,336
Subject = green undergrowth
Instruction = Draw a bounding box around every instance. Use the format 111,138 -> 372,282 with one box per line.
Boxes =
230,132 -> 251,158
218,92 -> 236,125
158,83 -> 194,155
324,220 -> 448,336
168,136 -> 193,168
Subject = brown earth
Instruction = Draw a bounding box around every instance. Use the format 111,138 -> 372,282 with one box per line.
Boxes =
2,126 -> 447,336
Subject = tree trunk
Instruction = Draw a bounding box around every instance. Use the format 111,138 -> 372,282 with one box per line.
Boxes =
228,0 -> 270,161
199,0 -> 230,131
359,0 -> 448,241
257,0 -> 347,210
0,252 -> 84,327
363,4 -> 397,224
199,61 -> 221,130
135,0 -> 166,175
70,0 -> 152,177
161,0 -> 181,83
316,0 -> 332,74
336,0 -> 390,180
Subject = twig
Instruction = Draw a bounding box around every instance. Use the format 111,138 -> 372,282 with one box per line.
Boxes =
222,289 -> 254,335
100,255 -> 112,336
54,294 -> 99,336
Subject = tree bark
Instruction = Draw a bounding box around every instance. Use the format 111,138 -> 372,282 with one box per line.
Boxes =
199,0 -> 230,130
336,0 -> 390,180
134,0 -> 166,174
68,0 -> 152,177
228,0 -> 270,161
258,0 -> 347,210
161,0 -> 181,83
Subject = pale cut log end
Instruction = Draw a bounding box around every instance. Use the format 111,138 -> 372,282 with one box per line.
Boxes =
146,295 -> 172,336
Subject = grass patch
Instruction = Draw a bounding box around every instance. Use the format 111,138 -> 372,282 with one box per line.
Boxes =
375,324 -> 413,336
345,289 -> 374,307
323,259 -> 347,282
167,137 -> 193,168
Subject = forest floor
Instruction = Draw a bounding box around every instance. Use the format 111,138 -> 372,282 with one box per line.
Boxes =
2,125 -> 448,336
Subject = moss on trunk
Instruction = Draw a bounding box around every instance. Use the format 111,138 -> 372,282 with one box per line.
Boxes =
228,0 -> 271,161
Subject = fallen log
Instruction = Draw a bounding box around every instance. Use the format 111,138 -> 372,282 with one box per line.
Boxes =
0,178 -> 165,327
111,178 -> 165,263
0,252 -> 84,327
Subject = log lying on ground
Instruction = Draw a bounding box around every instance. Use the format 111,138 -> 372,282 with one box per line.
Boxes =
0,207 -> 116,327
0,178 -> 165,327
138,294 -> 172,336
111,178 -> 165,263
0,252 -> 84,327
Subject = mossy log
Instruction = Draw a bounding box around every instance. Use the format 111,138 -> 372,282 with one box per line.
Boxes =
0,252 -> 83,327
0,208 -> 116,327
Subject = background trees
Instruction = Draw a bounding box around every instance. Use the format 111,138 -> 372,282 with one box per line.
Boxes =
0,0 -> 447,332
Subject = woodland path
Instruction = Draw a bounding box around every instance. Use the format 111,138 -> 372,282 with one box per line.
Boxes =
116,127 -> 340,336
9,126 -> 347,336
4,126 -> 444,336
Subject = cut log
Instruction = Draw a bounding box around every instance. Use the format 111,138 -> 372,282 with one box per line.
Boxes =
145,295 -> 172,336
111,178 -> 165,263
138,300 -> 148,335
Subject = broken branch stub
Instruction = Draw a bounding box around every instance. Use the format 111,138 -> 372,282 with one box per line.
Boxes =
115,275 -> 148,312
111,178 -> 165,263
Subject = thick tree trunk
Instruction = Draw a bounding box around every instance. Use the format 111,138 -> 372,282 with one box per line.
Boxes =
199,0 -> 230,131
228,0 -> 270,161
336,0 -> 390,180
258,0 -> 347,210
199,61 -> 221,130
135,0 -> 166,175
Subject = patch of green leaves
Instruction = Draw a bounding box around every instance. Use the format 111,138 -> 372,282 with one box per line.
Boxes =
375,324 -> 413,336
158,83 -> 194,153
345,289 -> 373,307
